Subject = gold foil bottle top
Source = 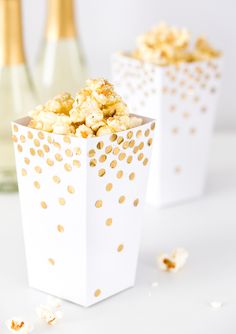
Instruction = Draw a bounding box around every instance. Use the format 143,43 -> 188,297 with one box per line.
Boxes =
46,0 -> 77,40
0,0 -> 25,66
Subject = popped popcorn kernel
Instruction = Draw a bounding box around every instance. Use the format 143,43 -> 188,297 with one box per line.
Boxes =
47,296 -> 62,309
85,109 -> 104,129
36,305 -> 62,326
28,79 -> 143,137
132,22 -> 221,66
45,92 -> 74,115
194,36 -> 221,60
5,317 -> 33,334
107,115 -> 130,132
158,247 -> 188,272
75,124 -> 94,138
128,116 -> 143,129
96,125 -> 112,136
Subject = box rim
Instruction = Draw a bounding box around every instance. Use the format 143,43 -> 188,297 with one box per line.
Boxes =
12,114 -> 156,143
112,52 -> 223,70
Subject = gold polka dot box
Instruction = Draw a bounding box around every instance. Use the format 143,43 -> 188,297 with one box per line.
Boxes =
11,115 -> 156,307
112,54 -> 223,207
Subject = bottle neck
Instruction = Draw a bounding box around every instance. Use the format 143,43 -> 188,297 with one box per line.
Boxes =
0,0 -> 25,66
46,0 -> 77,40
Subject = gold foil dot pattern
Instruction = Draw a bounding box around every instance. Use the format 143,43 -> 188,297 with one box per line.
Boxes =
30,148 -> 36,156
106,218 -> 113,226
35,166 -> 42,174
67,185 -> 75,194
117,170 -> 123,179
53,175 -> 61,184
48,258 -> 55,266
95,200 -> 103,208
47,158 -> 54,167
64,163 -> 72,172
98,168 -> 106,177
41,201 -> 47,209
90,159 -> 97,167
99,154 -> 107,163
129,172 -> 135,180
55,153 -> 63,161
58,197 -> 66,206
106,183 -> 113,191
34,181 -> 40,189
57,225 -> 64,233
117,244 -> 124,252
94,289 -> 101,297
73,160 -> 81,168
24,157 -> 30,165
118,196 -> 126,204
133,198 -> 139,207
21,168 -> 27,176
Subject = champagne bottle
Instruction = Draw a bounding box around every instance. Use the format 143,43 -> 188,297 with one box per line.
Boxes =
0,0 -> 37,192
35,0 -> 86,101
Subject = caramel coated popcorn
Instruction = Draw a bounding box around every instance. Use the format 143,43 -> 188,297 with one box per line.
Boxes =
158,247 -> 188,272
28,79 -> 143,137
5,317 -> 33,334
36,305 -> 63,325
132,22 -> 221,66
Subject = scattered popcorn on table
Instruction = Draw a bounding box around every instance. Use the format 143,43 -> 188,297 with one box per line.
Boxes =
36,305 -> 63,326
28,78 -> 143,137
132,22 -> 221,66
158,247 -> 188,272
5,317 -> 33,334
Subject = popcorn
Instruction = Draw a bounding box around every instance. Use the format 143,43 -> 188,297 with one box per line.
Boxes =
75,124 -> 94,138
85,109 -> 104,129
128,116 -> 143,129
36,305 -> 63,326
107,115 -> 130,132
47,296 -> 62,309
28,79 -> 143,137
96,125 -> 112,136
5,317 -> 33,334
158,247 -> 188,272
194,36 -> 221,60
209,301 -> 223,309
45,92 -> 74,115
132,22 -> 221,65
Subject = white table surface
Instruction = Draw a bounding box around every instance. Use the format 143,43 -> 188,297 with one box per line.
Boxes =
0,133 -> 236,334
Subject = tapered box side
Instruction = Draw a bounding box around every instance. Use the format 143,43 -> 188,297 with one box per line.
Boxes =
12,115 -> 156,306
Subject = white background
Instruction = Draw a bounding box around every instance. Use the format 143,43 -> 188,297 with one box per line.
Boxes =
22,0 -> 236,131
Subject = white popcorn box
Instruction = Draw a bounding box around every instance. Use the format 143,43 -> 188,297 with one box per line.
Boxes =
112,54 -> 222,207
12,115 -> 156,307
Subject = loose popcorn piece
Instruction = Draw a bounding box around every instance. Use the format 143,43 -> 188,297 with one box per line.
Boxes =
151,281 -> 159,288
28,79 -> 143,137
5,317 -> 33,334
36,305 -> 63,326
47,296 -> 62,309
158,247 -> 188,273
209,301 -> 223,309
132,22 -> 221,65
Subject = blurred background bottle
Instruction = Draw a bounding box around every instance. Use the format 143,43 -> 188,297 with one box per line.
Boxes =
34,0 -> 86,102
0,0 -> 37,192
